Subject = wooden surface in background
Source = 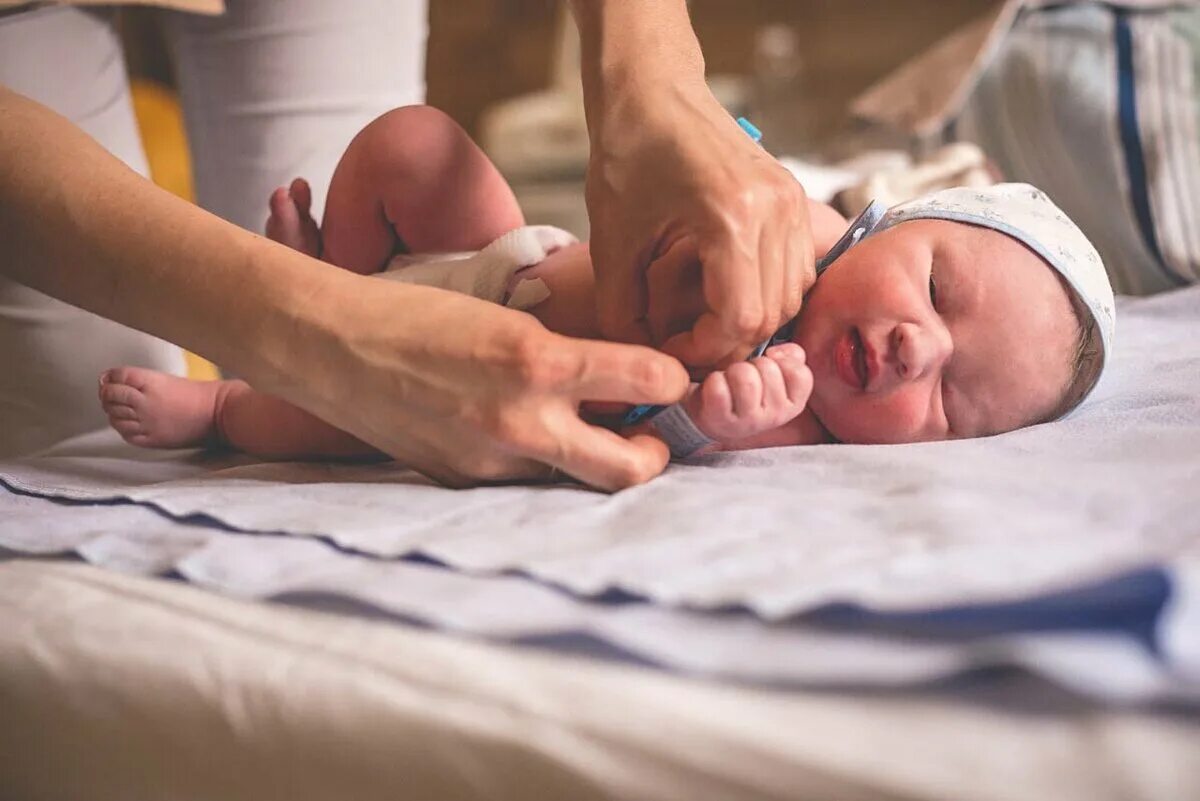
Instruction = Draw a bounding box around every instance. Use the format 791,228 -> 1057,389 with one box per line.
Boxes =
428,0 -> 990,135
121,1 -> 992,138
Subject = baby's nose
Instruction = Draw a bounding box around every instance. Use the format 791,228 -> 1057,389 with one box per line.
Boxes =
892,322 -> 951,381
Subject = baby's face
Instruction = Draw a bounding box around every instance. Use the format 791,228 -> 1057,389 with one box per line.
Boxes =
794,219 -> 1078,443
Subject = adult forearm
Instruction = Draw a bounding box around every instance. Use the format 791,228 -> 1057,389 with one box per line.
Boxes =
569,3 -> 814,366
570,0 -> 707,135
0,87 -> 335,391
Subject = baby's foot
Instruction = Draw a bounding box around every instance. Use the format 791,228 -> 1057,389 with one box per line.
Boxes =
265,177 -> 322,257
98,367 -> 224,449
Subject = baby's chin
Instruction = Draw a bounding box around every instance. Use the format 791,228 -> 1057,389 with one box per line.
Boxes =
805,385 -> 856,444
807,389 -> 916,445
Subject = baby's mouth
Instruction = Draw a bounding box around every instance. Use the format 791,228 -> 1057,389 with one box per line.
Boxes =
835,327 -> 869,391
851,328 -> 868,390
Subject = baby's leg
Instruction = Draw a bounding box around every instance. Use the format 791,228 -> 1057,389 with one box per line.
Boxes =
318,105 -> 525,273
99,367 -> 376,459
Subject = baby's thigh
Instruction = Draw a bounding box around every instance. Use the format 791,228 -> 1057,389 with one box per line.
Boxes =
323,106 -> 524,269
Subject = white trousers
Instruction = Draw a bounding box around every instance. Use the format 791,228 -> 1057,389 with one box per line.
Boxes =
0,1 -> 427,457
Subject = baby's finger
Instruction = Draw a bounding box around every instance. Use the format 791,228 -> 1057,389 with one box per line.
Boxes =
751,356 -> 789,410
724,362 -> 763,416
779,358 -> 815,407
765,342 -> 806,365
699,371 -> 733,418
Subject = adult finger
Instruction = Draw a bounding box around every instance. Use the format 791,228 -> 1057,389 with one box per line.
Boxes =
661,226 -> 765,366
755,214 -> 786,345
645,236 -> 701,345
704,225 -> 765,356
548,417 -> 671,491
778,175 -> 812,321
564,337 -> 690,406
588,216 -> 653,346
660,306 -> 761,369
781,204 -> 810,321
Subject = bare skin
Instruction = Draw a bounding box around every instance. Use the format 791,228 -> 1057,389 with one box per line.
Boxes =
95,108 -> 832,460
571,0 -> 816,367
0,89 -> 692,490
98,108 -> 1079,463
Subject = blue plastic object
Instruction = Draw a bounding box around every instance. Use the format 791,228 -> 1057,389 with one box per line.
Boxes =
736,116 -> 763,143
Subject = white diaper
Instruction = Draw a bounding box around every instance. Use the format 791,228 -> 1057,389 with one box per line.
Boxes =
375,225 -> 578,311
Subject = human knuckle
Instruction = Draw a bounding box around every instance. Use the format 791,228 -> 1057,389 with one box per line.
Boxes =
491,410 -> 539,453
729,304 -> 763,338
626,355 -> 665,393
726,362 -> 756,381
511,333 -> 555,387
758,309 -> 783,341
783,293 -> 802,319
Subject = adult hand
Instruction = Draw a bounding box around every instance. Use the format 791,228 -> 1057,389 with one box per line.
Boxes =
574,1 -> 815,370
286,274 -> 690,490
0,87 -> 689,491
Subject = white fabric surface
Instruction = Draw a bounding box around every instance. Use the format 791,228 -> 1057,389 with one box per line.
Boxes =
3,287 -> 1200,702
3,288 -> 1198,616
4,559 -> 1199,801
5,486 -> 1193,702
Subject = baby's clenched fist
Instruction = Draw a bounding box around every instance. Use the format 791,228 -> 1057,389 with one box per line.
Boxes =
685,343 -> 813,443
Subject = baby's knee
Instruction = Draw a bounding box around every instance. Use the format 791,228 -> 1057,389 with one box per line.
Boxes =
356,105 -> 473,174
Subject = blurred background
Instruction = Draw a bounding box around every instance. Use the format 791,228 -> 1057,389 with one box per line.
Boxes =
113,0 -> 996,377
119,1 -> 990,219
122,1 -> 985,141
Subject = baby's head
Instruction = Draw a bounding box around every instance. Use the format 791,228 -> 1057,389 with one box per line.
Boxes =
794,184 -> 1114,443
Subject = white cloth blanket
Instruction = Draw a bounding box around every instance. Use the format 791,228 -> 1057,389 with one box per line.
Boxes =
3,287 -> 1200,701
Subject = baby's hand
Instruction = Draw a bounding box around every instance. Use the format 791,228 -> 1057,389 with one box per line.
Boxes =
685,343 -> 813,442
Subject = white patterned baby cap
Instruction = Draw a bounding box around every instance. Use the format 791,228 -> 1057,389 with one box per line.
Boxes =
875,183 -> 1115,417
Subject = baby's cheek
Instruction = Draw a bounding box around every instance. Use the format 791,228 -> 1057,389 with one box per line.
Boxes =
836,392 -> 930,445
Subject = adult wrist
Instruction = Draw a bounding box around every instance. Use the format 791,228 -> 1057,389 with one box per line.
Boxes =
572,0 -> 707,135
235,241 -> 363,409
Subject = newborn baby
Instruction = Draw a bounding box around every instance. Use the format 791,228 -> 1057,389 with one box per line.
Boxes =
97,106 -> 1114,463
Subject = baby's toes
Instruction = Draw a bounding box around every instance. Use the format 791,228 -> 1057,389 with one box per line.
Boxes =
98,377 -> 145,412
103,402 -> 140,422
100,365 -> 152,390
266,188 -> 297,239
289,178 -> 313,214
108,416 -> 147,443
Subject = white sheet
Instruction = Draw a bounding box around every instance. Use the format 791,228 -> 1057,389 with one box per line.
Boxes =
4,487 -> 1192,701
3,287 -> 1199,701
5,560 -> 1199,801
